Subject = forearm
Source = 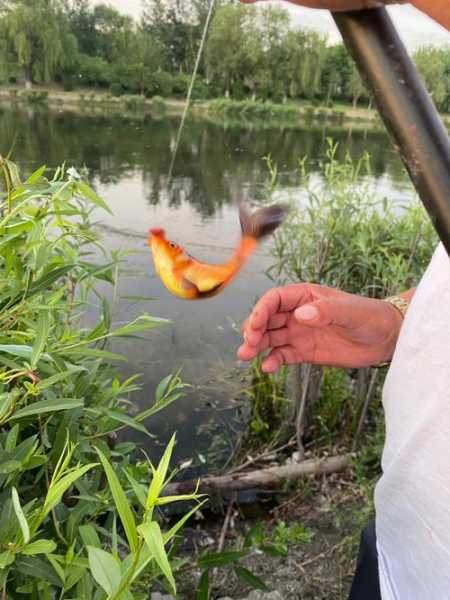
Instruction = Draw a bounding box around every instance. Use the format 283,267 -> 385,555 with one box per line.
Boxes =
412,0 -> 450,30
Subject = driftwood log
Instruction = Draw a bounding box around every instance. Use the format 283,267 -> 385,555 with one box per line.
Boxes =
163,454 -> 351,496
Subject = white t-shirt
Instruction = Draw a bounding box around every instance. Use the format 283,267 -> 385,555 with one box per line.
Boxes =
375,243 -> 450,599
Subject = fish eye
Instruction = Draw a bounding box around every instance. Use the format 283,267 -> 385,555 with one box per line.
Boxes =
169,242 -> 177,248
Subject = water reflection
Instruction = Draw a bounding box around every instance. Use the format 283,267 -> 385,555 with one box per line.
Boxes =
0,102 -> 416,462
0,103 -> 411,218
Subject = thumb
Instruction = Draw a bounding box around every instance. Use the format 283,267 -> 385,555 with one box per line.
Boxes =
294,299 -> 353,329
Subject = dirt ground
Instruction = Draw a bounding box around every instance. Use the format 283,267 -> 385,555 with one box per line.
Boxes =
175,469 -> 375,600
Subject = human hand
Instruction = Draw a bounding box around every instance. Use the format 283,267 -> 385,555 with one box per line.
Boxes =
240,0 -> 405,10
238,284 -> 403,372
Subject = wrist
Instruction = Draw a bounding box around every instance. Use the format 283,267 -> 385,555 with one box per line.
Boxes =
375,295 -> 408,367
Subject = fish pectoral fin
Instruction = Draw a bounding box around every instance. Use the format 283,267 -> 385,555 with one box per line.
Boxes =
180,276 -> 198,293
180,265 -> 226,294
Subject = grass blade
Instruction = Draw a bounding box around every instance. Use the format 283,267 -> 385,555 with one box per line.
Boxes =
95,448 -> 138,555
138,521 -> 176,594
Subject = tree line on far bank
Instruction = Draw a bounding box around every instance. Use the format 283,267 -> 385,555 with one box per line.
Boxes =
0,0 -> 449,112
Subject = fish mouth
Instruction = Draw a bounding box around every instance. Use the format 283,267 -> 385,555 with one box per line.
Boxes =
149,227 -> 165,236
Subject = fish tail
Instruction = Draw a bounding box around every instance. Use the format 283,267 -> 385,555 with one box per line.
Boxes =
235,202 -> 288,262
239,202 -> 288,241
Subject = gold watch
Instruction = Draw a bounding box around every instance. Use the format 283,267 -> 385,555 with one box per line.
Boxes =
374,295 -> 409,368
383,295 -> 409,319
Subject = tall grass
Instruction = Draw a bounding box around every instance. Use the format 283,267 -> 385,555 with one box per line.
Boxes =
247,140 -> 437,450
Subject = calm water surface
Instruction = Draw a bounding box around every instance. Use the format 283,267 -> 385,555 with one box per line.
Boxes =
0,103 -> 416,463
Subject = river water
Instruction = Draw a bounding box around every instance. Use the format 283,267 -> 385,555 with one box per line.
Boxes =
0,103 -> 416,463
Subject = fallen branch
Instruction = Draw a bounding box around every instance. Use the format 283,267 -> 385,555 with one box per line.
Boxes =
165,454 -> 351,496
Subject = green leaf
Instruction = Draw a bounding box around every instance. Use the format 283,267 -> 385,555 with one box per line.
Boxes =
0,344 -> 40,359
0,459 -> 21,474
5,424 -> 19,451
15,556 -> 62,586
234,566 -> 268,590
95,448 -> 138,554
61,347 -> 127,362
163,500 -> 208,545
155,374 -> 173,403
197,550 -> 248,569
36,366 -> 87,391
25,165 -> 47,185
138,521 -> 176,594
79,525 -> 101,550
22,540 -> 57,556
41,462 -> 97,521
0,266 -> 75,310
87,546 -> 121,596
63,559 -> 88,592
110,315 -> 170,338
77,181 -> 113,215
12,487 -> 30,544
0,551 -> 15,570
0,392 -> 14,421
30,312 -> 50,369
11,397 -> 84,420
196,570 -> 209,600
104,410 -> 151,436
123,470 -> 147,509
46,554 -> 66,584
146,434 -> 176,508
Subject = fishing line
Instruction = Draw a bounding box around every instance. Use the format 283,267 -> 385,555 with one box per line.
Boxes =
167,0 -> 216,185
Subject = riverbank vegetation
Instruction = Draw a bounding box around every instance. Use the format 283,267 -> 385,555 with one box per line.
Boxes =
0,137 -> 438,597
0,157 -> 208,597
0,1 -> 449,114
260,142 -> 436,454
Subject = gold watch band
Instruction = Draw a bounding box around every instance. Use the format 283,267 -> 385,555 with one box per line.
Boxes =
383,295 -> 409,319
374,295 -> 409,368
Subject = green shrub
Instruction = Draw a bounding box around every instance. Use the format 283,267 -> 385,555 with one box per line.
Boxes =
269,140 -> 437,295
151,95 -> 166,113
0,158 -> 203,596
144,71 -> 173,98
209,98 -> 298,120
62,76 -> 76,92
123,94 -> 146,110
78,54 -> 111,89
20,90 -> 49,104
109,81 -> 124,97
250,141 -> 438,449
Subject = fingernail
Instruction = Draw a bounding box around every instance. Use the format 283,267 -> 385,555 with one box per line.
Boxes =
295,305 -> 318,321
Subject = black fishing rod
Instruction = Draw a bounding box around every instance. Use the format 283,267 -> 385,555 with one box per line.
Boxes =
332,7 -> 450,256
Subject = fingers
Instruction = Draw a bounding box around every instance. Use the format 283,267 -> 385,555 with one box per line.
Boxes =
261,346 -> 299,373
238,327 -> 291,361
242,312 -> 289,346
294,298 -> 354,329
249,285 -> 311,331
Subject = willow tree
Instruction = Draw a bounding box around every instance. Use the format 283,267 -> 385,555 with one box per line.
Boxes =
285,29 -> 327,101
413,45 -> 450,113
2,0 -> 76,87
205,4 -> 258,97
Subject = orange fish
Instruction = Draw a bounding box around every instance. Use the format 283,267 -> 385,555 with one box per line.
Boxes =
148,203 -> 288,300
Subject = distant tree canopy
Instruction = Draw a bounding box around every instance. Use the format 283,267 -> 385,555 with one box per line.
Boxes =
0,0 -> 448,111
